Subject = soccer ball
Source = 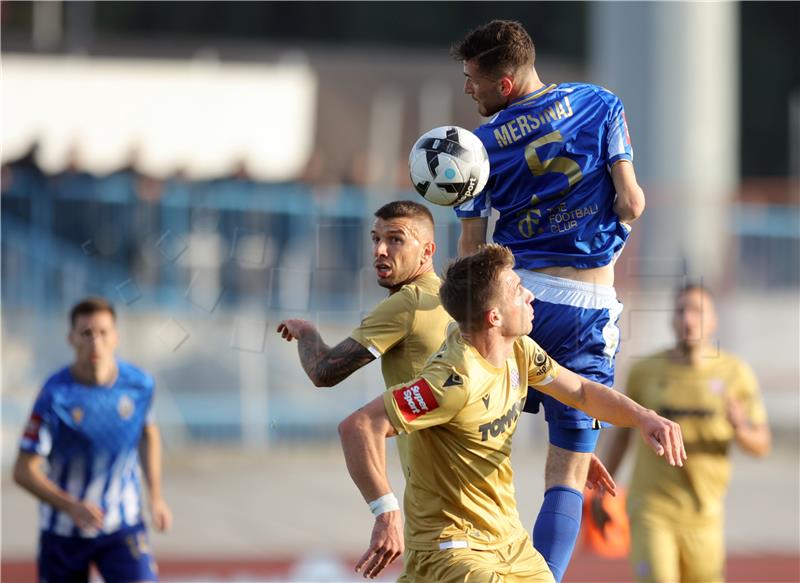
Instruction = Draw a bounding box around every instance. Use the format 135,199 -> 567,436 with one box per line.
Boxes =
408,126 -> 490,206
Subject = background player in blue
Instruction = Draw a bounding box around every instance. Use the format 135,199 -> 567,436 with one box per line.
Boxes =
13,297 -> 172,583
451,20 -> 646,582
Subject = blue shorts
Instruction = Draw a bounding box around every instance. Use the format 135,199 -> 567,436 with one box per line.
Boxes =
517,271 -> 623,453
39,522 -> 158,583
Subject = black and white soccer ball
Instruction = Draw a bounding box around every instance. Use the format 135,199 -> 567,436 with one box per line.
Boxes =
408,126 -> 490,207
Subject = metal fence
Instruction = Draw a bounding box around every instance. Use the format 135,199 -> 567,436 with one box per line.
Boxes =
2,165 -> 797,448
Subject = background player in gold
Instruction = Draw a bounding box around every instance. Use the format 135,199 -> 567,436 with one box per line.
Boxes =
338,244 -> 685,581
593,284 -> 771,583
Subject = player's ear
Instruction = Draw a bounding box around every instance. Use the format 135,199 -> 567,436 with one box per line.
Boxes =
422,241 -> 435,263
499,76 -> 514,97
486,306 -> 502,328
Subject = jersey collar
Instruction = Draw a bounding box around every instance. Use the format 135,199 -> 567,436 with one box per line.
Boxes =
508,84 -> 557,109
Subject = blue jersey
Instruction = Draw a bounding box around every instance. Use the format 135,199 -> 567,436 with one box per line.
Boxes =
20,360 -> 155,538
456,83 -> 634,269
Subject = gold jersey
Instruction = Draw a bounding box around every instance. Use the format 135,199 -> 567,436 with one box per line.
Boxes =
350,271 -> 453,473
350,271 -> 452,390
626,349 -> 768,523
383,328 -> 561,551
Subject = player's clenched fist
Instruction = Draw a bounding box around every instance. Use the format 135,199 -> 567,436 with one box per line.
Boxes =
150,496 -> 173,532
355,510 -> 404,579
276,319 -> 316,342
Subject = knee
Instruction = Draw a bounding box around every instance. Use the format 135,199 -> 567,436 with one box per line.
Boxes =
544,446 -> 592,490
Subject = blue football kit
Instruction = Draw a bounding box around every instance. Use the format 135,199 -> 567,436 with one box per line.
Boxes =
456,82 -> 635,582
456,82 -> 633,438
20,360 -> 159,582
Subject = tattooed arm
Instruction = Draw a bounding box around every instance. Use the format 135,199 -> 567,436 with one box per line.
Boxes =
277,319 -> 376,387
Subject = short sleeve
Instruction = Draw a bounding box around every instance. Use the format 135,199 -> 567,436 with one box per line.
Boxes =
603,91 -> 634,166
523,337 -> 561,387
350,290 -> 415,357
731,361 -> 768,426
145,376 -> 156,425
383,364 -> 469,434
19,386 -> 54,456
454,126 -> 493,219
454,186 -> 492,219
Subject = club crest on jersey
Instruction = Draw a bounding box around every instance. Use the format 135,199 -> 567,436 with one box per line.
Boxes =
71,407 -> 84,424
118,395 -> 135,420
393,379 -> 438,421
510,369 -> 520,390
709,378 -> 725,395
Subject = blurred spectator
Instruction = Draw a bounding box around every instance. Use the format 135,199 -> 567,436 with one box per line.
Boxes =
2,143 -> 47,199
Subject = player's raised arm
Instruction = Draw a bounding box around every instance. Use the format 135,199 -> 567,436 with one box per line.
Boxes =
276,319 -> 375,387
458,217 -> 488,256
338,396 -> 403,579
726,395 -> 772,457
534,366 -> 686,467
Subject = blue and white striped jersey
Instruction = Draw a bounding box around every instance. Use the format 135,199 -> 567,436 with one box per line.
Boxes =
456,83 -> 634,270
20,360 -> 155,538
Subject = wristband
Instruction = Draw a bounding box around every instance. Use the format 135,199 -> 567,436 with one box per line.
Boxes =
368,492 -> 400,517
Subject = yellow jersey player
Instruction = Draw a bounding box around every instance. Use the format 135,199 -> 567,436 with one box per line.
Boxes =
594,283 -> 771,583
277,200 -> 449,389
338,244 -> 685,581
277,200 -> 452,472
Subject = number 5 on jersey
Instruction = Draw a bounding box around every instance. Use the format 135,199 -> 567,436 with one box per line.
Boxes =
516,130 -> 583,239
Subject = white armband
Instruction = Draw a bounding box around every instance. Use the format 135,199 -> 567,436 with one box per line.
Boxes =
368,492 -> 400,517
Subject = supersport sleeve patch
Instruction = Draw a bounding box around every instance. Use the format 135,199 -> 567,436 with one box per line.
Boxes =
392,378 -> 439,421
454,187 -> 491,218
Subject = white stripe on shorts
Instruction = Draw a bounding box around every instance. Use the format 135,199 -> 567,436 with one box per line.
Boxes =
517,269 -> 623,365
515,270 -> 618,311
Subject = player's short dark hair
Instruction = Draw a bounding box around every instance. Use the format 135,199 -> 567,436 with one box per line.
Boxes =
374,200 -> 435,230
440,244 -> 515,332
70,297 -> 116,328
450,20 -> 535,78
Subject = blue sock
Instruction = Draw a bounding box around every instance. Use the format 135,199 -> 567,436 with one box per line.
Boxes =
532,486 -> 584,583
